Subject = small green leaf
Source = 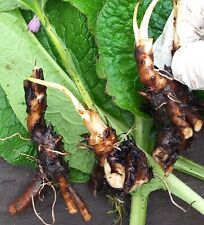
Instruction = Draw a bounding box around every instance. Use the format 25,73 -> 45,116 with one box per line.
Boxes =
0,85 -> 36,167
69,168 -> 91,183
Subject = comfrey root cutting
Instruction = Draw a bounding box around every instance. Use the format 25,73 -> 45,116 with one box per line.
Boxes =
27,70 -> 152,195
81,118 -> 152,194
9,67 -> 91,222
133,0 -> 204,173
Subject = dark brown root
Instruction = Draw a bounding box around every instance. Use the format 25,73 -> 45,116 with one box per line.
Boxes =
9,174 -> 43,215
68,185 -> 92,221
90,165 -> 106,196
56,175 -> 78,214
166,97 -> 192,139
23,67 -> 47,133
88,133 -> 152,195
9,67 -> 91,222
26,69 -> 151,195
152,127 -> 183,172
106,138 -> 152,194
133,1 -> 203,172
122,139 -> 152,193
135,43 -> 168,92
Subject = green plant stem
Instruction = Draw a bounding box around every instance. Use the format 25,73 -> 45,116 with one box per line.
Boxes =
43,20 -> 94,109
24,1 -> 95,110
130,115 -> 151,225
130,116 -> 161,225
175,156 -> 204,181
134,116 -> 153,151
130,189 -> 149,225
130,177 -> 164,225
166,173 -> 204,214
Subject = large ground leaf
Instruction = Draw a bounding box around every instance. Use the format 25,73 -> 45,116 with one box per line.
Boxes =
0,9 -> 95,176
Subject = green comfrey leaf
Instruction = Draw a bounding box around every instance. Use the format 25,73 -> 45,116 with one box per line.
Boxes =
0,9 -> 95,176
137,0 -> 172,40
62,0 -> 107,33
69,168 -> 91,183
95,0 -> 143,115
18,0 -> 47,12
0,0 -> 24,11
44,0 -> 103,100
0,85 -> 36,168
95,0 -> 172,116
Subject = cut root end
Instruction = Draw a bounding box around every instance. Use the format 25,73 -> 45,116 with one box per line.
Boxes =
194,120 -> 203,132
8,177 -> 43,216
68,186 -> 92,222
182,127 -> 193,139
57,174 -> 91,221
9,205 -> 17,216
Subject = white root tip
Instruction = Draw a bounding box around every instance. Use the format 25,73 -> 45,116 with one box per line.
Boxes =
133,2 -> 140,43
140,0 -> 160,39
194,120 -> 203,132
